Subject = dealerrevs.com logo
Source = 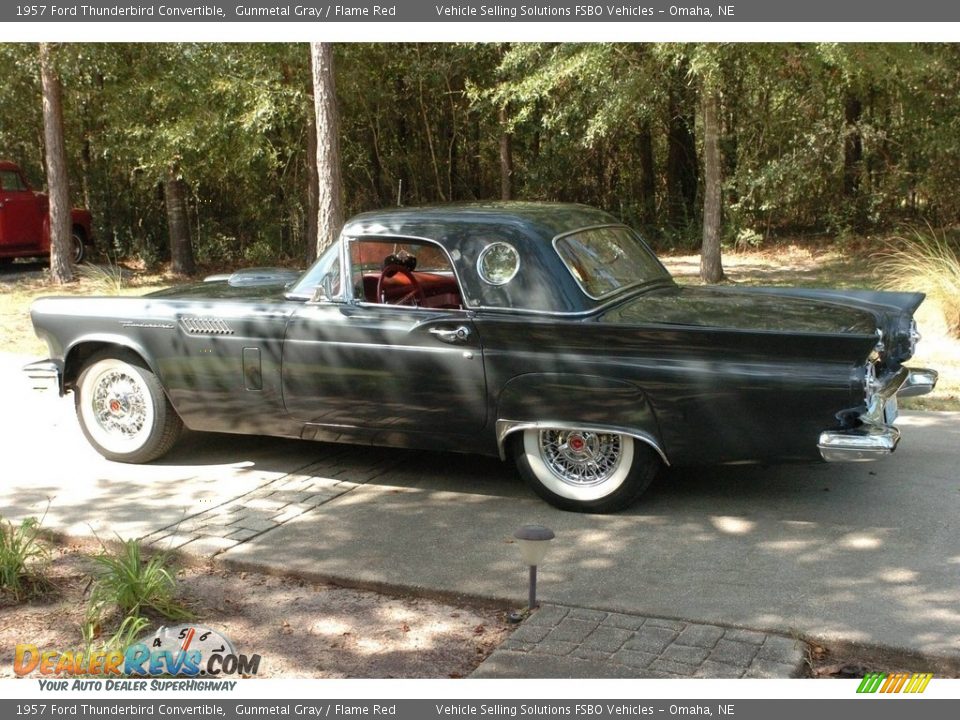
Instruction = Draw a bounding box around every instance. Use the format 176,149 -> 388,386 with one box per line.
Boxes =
14,625 -> 261,679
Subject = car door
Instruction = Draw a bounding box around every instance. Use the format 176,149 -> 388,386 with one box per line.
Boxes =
0,169 -> 44,252
281,237 -> 487,435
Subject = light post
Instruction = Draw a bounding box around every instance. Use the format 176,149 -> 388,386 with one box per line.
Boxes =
513,524 -> 555,612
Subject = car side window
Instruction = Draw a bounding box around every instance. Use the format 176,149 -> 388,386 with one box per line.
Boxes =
0,170 -> 28,192
348,237 -> 465,310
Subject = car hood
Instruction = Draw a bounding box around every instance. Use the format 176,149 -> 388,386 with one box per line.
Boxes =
600,285 -> 879,335
146,268 -> 302,301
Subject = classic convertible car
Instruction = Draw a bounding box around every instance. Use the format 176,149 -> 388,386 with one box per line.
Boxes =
26,203 -> 938,512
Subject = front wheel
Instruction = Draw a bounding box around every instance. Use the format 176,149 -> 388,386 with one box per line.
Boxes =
75,353 -> 182,463
513,428 -> 660,513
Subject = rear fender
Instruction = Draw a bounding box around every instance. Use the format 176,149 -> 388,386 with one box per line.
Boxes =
495,373 -> 667,463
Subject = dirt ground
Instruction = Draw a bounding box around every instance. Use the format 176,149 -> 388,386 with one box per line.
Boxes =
0,538 -> 513,679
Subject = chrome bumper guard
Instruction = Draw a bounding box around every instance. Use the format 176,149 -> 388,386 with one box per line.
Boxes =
897,367 -> 938,398
818,366 -> 937,462
23,359 -> 63,394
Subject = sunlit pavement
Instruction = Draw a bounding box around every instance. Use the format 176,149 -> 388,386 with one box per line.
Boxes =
2,352 -> 959,673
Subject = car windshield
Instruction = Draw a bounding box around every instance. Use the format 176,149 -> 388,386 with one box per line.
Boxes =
288,241 -> 342,299
554,225 -> 670,300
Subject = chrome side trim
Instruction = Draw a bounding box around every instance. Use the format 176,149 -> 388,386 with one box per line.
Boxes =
495,419 -> 669,465
818,424 -> 901,462
23,359 -> 63,394
898,367 -> 938,398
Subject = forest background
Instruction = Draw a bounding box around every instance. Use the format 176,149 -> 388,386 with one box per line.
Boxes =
4,42 -> 960,277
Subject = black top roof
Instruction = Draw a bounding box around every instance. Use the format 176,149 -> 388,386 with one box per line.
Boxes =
342,202 -> 621,240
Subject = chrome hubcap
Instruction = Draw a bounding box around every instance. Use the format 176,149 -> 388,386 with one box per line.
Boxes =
92,370 -> 147,439
539,430 -> 623,487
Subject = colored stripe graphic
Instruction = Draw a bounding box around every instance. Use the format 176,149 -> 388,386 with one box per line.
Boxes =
857,672 -> 932,694
856,673 -> 885,693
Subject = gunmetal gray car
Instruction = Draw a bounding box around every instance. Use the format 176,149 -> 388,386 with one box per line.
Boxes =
26,203 -> 937,512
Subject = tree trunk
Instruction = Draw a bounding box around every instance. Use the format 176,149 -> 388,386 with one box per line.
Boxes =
305,86 -> 320,264
637,120 -> 656,227
311,42 -> 344,256
700,83 -> 725,284
39,43 -> 73,284
164,166 -> 195,276
499,105 -> 513,201
843,93 -> 863,198
666,64 -> 699,230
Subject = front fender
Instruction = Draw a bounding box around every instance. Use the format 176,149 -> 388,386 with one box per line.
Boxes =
495,373 -> 666,462
62,334 -> 161,390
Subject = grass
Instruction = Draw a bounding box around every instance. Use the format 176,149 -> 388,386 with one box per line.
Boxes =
83,538 -> 192,647
0,514 -> 49,601
0,261 -> 171,357
86,538 -> 192,621
875,227 -> 960,337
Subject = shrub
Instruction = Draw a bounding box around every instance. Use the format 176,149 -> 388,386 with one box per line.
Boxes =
877,227 -> 960,337
86,538 -> 191,624
0,515 -> 48,600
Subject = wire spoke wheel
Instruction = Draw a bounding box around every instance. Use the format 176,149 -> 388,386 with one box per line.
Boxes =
90,369 -> 150,441
539,430 -> 623,487
75,353 -> 182,463
514,426 -> 661,513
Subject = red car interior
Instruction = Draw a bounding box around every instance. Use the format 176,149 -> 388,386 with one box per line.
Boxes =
360,270 -> 462,308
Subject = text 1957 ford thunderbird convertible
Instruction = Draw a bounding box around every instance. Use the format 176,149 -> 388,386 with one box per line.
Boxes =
26,203 -> 938,513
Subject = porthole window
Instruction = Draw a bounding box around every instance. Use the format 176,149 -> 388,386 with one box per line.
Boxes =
477,242 -> 520,285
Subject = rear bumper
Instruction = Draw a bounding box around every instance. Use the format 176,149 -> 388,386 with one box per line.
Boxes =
23,359 -> 63,394
818,424 -> 901,462
818,366 -> 937,462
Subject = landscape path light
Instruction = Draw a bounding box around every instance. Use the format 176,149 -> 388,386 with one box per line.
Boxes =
513,524 -> 555,613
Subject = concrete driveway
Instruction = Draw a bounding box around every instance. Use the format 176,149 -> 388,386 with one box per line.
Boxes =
2,352 -> 958,671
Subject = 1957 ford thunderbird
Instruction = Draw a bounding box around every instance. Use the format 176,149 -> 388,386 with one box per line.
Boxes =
25,203 -> 938,513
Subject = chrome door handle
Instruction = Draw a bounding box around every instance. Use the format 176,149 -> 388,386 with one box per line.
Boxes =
429,325 -> 471,344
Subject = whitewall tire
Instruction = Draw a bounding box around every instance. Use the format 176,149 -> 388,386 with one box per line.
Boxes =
513,428 -> 660,513
75,352 -> 182,463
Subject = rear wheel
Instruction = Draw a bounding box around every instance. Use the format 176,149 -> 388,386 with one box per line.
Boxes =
513,428 -> 660,513
71,232 -> 85,264
75,352 -> 182,463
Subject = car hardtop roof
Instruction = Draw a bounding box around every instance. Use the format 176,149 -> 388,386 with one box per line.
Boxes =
0,160 -> 23,172
342,201 -> 624,241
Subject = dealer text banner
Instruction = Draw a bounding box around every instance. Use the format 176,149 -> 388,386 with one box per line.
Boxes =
2,700 -> 960,720
3,0 -> 960,23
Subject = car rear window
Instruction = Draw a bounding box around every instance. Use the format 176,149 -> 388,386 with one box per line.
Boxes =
554,225 -> 669,300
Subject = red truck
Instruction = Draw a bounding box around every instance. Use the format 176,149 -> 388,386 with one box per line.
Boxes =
0,160 -> 93,264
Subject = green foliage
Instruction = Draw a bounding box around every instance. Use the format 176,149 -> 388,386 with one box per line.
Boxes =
5,41 -> 960,264
0,515 -> 49,601
86,538 -> 191,623
878,228 -> 960,337
82,612 -> 151,658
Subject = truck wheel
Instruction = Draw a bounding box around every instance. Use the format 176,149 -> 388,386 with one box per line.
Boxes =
75,352 -> 182,463
513,428 -> 660,513
72,232 -> 85,264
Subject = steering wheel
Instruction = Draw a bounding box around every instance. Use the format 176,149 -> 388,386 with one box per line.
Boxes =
377,264 -> 426,306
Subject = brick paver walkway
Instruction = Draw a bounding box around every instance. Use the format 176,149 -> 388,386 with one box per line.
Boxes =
472,604 -> 807,678
141,449 -> 398,556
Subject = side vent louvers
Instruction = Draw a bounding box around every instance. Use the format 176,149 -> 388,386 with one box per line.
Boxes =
180,316 -> 235,335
